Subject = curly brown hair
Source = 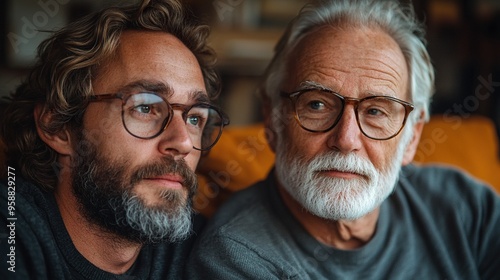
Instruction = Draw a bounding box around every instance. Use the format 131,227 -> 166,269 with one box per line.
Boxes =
0,0 -> 220,191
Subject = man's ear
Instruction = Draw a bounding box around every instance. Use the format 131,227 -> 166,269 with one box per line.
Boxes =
402,114 -> 425,165
34,104 -> 74,156
262,96 -> 277,153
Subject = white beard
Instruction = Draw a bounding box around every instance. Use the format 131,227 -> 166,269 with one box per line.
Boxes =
274,124 -> 413,221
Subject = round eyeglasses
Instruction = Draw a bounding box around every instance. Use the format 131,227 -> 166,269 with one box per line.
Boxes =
89,92 -> 230,151
281,88 -> 414,140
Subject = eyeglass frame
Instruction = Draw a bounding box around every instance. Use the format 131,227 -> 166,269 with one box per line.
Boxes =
280,88 -> 415,140
88,92 -> 230,151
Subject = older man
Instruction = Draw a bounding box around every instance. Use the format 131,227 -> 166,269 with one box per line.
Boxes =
0,0 -> 228,278
187,0 -> 500,279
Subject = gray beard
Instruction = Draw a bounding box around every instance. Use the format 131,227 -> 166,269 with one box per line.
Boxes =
71,133 -> 197,244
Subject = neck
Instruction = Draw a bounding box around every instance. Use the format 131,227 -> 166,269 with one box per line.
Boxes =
277,185 -> 379,250
54,176 -> 142,274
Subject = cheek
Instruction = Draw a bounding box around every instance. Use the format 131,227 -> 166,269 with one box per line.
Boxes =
79,117 -> 136,173
279,123 -> 326,159
365,141 -> 399,172
83,103 -> 124,142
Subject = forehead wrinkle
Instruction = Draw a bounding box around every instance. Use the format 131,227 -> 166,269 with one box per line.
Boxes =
354,53 -> 403,77
358,72 -> 399,93
355,59 -> 404,92
373,55 -> 404,81
296,67 -> 348,86
289,30 -> 407,95
302,50 -> 403,83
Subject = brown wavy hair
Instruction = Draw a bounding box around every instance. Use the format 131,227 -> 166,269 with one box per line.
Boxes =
0,0 -> 220,191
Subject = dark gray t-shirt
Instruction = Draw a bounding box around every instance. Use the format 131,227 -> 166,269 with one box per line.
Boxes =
0,177 -> 203,280
187,164 -> 500,279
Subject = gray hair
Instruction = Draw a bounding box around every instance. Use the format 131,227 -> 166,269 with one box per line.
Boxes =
262,0 -> 434,124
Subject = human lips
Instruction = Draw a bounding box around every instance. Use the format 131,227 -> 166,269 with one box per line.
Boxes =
142,174 -> 185,189
316,168 -> 369,180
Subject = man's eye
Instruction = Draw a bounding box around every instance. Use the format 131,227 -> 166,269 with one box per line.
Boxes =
308,101 -> 325,110
187,116 -> 200,126
134,105 -> 151,114
365,107 -> 388,117
367,108 -> 381,115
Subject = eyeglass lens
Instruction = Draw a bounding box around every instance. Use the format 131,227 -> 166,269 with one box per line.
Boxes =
294,90 -> 408,139
123,92 -> 224,150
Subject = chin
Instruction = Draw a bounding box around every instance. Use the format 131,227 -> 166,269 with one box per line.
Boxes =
135,188 -> 189,212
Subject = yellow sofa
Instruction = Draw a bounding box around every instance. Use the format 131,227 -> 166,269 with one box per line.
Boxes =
194,115 -> 500,217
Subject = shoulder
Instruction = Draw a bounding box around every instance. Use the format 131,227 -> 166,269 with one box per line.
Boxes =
400,163 -> 497,198
0,177 -> 49,219
187,179 -> 299,277
398,164 -> 500,278
0,177 -> 62,278
398,164 -> 500,230
201,180 -> 281,243
146,216 -> 205,279
0,177 -> 53,231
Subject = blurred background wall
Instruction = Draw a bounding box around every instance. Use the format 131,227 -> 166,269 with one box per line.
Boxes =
1,0 -> 499,137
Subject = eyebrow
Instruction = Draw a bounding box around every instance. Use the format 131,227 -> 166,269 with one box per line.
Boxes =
297,80 -> 331,91
117,79 -> 210,103
297,80 -> 396,98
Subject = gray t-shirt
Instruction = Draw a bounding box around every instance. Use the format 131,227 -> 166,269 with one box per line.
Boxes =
187,164 -> 500,279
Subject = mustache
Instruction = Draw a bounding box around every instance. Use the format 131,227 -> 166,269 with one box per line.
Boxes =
130,156 -> 197,192
308,152 -> 377,179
